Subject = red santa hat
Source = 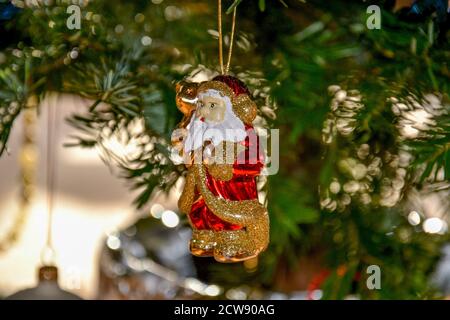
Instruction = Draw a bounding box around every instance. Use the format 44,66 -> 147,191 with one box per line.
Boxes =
212,75 -> 251,96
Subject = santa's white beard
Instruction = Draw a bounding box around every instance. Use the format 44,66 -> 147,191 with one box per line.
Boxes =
184,112 -> 247,154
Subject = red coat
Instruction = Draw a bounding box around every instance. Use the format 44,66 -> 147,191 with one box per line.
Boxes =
189,125 -> 264,231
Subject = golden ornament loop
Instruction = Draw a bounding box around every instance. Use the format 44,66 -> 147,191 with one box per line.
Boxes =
218,0 -> 237,75
218,0 -> 224,74
225,7 -> 237,74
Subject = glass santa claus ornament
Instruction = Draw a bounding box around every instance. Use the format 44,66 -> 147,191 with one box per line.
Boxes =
174,75 -> 270,263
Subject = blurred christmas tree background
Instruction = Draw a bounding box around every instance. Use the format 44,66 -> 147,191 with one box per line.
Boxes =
0,0 -> 449,299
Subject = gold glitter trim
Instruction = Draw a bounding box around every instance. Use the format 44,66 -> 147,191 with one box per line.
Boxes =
178,170 -> 196,216
214,230 -> 260,263
190,229 -> 216,257
233,94 -> 257,125
192,163 -> 269,261
198,81 -> 234,98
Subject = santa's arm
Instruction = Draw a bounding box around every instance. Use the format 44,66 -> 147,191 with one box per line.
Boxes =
205,141 -> 245,181
207,163 -> 233,181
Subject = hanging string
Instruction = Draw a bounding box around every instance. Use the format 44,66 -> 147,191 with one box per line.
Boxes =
218,0 -> 224,74
218,0 -> 237,75
41,94 -> 60,265
225,8 -> 237,75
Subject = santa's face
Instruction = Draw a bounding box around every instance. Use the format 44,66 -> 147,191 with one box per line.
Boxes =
183,88 -> 247,155
196,95 -> 226,124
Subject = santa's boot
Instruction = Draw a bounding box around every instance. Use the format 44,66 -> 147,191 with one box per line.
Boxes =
213,230 -> 259,263
189,229 -> 216,257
